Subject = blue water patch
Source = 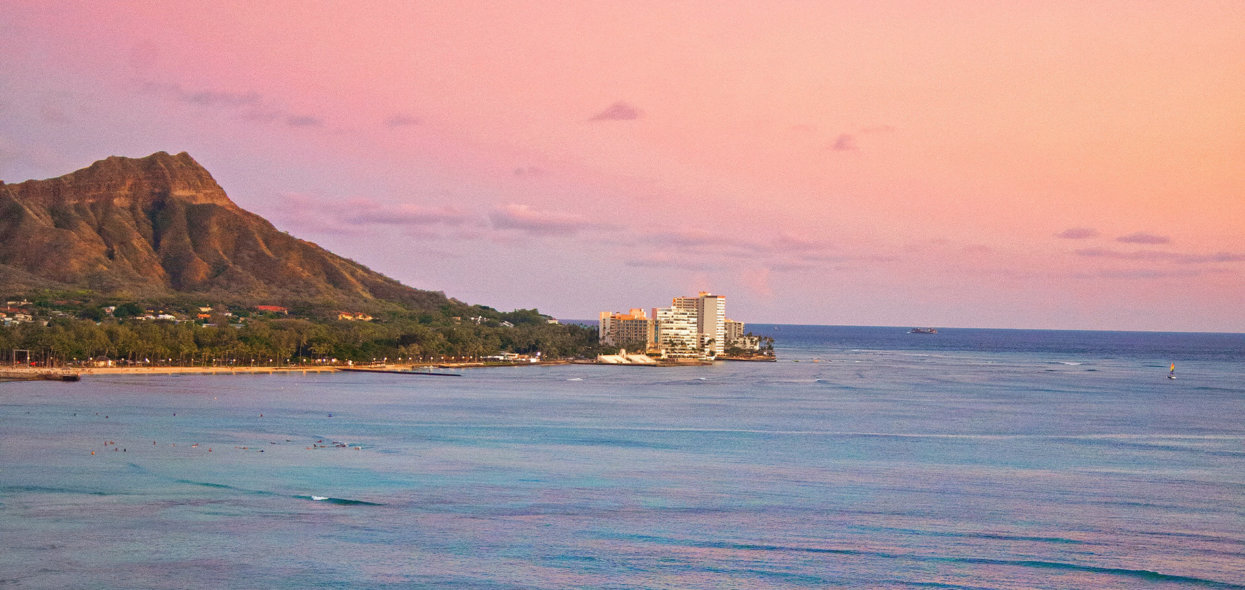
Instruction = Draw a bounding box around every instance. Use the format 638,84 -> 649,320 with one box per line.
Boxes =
1,325 -> 1242,588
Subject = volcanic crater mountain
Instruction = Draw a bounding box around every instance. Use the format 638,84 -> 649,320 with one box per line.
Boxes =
0,151 -> 446,308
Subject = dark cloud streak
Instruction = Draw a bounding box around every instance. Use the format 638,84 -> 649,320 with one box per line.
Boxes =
345,203 -> 469,226
1056,227 -> 1099,239
489,204 -> 596,236
1075,248 -> 1245,264
385,114 -> 421,127
589,101 -> 641,122
1116,232 -> 1171,245
831,133 -> 857,151
139,79 -> 327,129
286,115 -> 323,127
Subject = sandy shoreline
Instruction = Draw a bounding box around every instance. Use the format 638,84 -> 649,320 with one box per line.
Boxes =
80,366 -> 342,376
1,358 -> 742,380
2,361 -> 569,378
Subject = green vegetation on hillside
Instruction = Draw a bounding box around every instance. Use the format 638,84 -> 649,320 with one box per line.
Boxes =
0,290 -> 603,366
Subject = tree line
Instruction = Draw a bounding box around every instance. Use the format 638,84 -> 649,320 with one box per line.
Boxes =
1,306 -> 603,366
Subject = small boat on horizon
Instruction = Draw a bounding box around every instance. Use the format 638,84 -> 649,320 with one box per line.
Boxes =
909,327 -> 938,334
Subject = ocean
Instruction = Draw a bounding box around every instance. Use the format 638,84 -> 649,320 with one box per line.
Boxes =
1,325 -> 1242,589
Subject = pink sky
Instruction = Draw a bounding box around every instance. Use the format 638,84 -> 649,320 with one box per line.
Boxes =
2,1 -> 1243,331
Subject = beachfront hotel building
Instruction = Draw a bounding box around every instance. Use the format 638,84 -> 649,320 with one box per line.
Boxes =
601,292 -> 731,360
654,305 -> 700,358
700,293 -> 726,356
724,319 -> 745,346
598,309 -> 656,348
671,292 -> 726,356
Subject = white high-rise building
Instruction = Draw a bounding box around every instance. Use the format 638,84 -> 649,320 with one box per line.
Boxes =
697,293 -> 725,356
654,305 -> 699,358
667,292 -> 726,357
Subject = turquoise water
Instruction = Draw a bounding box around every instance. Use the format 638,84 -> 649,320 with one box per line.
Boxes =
2,326 -> 1243,588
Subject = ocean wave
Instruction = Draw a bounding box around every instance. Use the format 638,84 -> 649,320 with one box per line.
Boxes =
172,478 -> 382,506
296,495 -> 382,506
853,525 -> 1089,545
2,485 -> 113,496
609,534 -> 1245,588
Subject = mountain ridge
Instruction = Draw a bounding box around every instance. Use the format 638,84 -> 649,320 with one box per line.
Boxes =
0,151 -> 447,309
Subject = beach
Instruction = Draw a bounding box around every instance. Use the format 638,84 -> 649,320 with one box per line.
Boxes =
2,360 -> 570,379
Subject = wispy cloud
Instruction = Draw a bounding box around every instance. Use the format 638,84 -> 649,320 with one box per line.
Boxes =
489,204 -> 593,236
589,101 -> 641,122
344,199 -> 470,226
770,232 -> 834,252
766,261 -> 816,272
1075,248 -> 1245,264
286,115 -> 323,127
183,89 -> 262,108
265,193 -> 362,236
513,166 -> 544,177
638,229 -> 765,258
1056,227 -> 1099,239
141,81 -> 260,109
385,114 -> 421,128
617,226 -> 893,274
1116,232 -> 1170,245
643,229 -> 732,249
1077,269 -> 1219,279
830,133 -> 857,151
624,254 -> 725,271
139,80 -> 326,128
266,193 -> 475,236
792,252 -> 899,265
827,125 -> 892,151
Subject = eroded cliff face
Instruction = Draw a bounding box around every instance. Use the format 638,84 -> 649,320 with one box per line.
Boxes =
0,152 -> 446,308
5,151 -> 232,209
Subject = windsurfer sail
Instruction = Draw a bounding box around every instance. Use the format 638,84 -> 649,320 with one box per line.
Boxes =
1168,363 -> 1176,380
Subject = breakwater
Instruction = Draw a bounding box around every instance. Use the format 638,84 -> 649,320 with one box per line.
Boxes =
0,368 -> 80,382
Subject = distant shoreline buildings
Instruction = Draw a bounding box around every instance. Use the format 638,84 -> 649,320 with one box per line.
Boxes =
598,292 -> 761,361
